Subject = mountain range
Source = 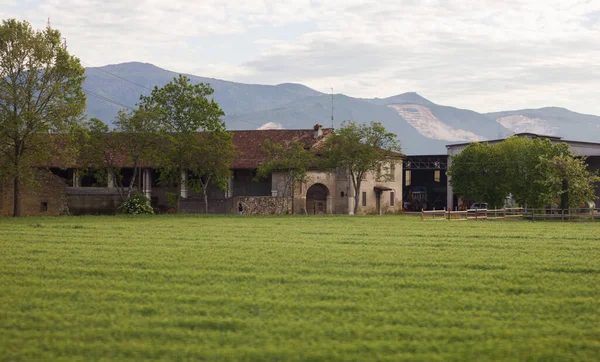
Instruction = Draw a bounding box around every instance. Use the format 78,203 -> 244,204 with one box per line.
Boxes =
83,62 -> 600,155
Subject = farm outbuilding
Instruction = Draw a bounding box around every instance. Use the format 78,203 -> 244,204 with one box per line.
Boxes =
445,133 -> 600,211
402,155 -> 448,211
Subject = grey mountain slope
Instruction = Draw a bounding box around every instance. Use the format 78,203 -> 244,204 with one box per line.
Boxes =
368,92 -> 511,139
84,62 -> 600,155
83,62 -> 322,123
225,94 -> 447,154
486,108 -> 600,142
367,92 -> 435,107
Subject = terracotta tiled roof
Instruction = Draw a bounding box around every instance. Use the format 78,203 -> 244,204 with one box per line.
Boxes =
41,127 -> 333,169
231,128 -> 333,169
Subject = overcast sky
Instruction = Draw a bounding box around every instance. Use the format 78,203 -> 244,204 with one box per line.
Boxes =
2,0 -> 600,115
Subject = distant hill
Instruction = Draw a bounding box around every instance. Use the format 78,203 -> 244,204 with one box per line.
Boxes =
83,62 -> 600,154
486,108 -> 600,142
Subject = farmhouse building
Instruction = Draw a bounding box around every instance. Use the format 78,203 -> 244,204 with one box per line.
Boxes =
0,125 -> 404,216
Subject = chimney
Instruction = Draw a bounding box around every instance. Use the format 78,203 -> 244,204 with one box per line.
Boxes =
313,124 -> 323,139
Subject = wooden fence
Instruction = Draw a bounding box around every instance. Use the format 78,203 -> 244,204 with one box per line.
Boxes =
421,208 -> 599,222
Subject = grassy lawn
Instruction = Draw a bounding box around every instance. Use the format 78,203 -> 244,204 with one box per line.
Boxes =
1,215 -> 599,361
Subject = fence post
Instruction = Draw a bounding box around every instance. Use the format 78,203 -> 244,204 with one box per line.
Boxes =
532,208 -> 535,222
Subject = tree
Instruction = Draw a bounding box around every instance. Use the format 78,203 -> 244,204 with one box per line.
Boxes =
256,139 -> 316,214
447,142 -> 508,208
139,74 -> 226,211
81,108 -> 159,202
324,121 -> 401,215
186,131 -> 236,213
495,137 -> 569,208
538,154 -> 600,209
0,19 -> 86,216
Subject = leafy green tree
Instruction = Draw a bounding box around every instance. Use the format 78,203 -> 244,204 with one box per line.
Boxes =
538,155 -> 600,209
0,19 -> 86,216
448,142 -> 508,208
186,131 -> 236,213
496,137 -> 570,208
324,121 -> 401,215
256,139 -> 316,214
139,74 -> 226,211
81,108 -> 160,202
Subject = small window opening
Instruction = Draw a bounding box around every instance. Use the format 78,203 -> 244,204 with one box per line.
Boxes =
362,192 -> 367,207
40,202 -> 48,212
390,192 -> 395,207
341,191 -> 345,197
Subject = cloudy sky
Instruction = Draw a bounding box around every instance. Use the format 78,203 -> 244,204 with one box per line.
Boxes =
2,0 -> 600,115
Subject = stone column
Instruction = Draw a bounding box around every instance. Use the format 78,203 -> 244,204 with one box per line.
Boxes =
180,170 -> 188,198
326,196 -> 333,214
72,169 -> 80,187
446,156 -> 454,211
107,172 -> 115,188
143,168 -> 152,199
225,174 -> 233,198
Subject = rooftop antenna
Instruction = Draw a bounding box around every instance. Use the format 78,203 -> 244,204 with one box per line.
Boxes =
331,87 -> 334,129
47,17 -> 51,28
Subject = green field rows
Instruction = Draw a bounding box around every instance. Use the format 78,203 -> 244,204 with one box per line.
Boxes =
1,215 -> 599,361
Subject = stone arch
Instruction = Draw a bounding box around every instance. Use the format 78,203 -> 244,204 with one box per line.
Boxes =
306,183 -> 331,214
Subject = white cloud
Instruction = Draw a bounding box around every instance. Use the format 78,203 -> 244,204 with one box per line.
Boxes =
3,0 -> 600,115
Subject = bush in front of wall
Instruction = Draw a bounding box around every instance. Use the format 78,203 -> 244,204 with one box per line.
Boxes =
119,193 -> 154,215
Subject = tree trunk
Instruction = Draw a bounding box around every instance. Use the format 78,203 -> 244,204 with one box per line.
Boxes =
561,178 -> 569,210
353,177 -> 361,215
203,189 -> 208,214
126,162 -> 139,201
13,172 -> 20,217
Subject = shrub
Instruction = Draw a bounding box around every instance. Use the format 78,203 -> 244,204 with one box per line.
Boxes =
120,194 -> 154,215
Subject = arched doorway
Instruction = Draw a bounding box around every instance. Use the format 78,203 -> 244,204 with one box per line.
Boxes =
306,183 -> 330,214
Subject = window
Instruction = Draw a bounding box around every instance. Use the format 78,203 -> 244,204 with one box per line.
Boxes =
362,192 -> 367,207
434,170 -> 441,183
340,191 -> 345,197
389,163 -> 396,181
405,170 -> 411,186
40,202 -> 48,212
390,192 -> 395,207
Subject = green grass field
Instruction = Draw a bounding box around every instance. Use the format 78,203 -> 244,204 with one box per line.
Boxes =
1,215 -> 599,361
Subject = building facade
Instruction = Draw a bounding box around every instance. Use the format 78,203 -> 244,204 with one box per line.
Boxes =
1,125 -> 404,215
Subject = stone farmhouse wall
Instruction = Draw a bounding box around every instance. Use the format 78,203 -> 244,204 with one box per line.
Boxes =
66,188 -> 123,215
234,196 -> 292,215
0,170 -> 69,216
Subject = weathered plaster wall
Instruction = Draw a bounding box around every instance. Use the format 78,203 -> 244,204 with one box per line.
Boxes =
0,170 -> 69,216
352,162 -> 404,214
